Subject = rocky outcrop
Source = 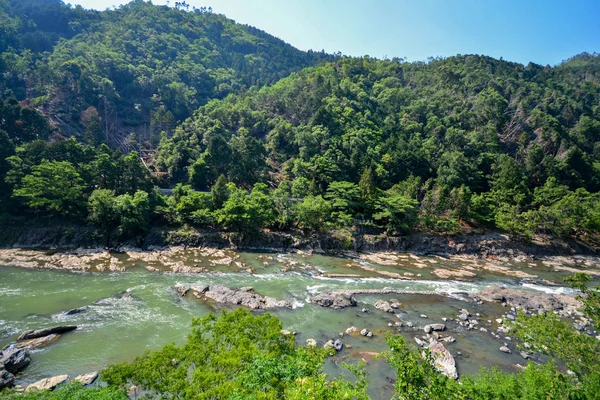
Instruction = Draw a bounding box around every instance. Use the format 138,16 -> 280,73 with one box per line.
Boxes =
74,372 -> 98,385
173,285 -> 291,310
17,326 -> 77,341
425,341 -> 458,379
474,286 -> 581,312
310,292 -> 357,309
0,368 -> 15,390
15,334 -> 60,350
0,346 -> 30,374
26,375 -> 69,392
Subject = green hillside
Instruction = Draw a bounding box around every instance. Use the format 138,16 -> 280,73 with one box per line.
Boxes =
157,53 -> 600,239
0,0 -> 332,148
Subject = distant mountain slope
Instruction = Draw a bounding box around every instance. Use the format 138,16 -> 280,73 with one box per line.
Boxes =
0,0 -> 333,149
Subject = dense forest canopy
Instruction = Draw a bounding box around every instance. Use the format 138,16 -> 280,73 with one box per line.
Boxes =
156,53 -> 600,239
0,0 -> 332,149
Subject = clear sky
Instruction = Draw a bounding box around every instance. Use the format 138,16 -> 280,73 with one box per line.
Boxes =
69,0 -> 600,66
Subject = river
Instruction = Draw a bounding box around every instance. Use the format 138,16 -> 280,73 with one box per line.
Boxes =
0,249 -> 597,399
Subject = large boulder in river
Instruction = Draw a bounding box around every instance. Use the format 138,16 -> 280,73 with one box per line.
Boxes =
310,292 -> 356,309
26,375 -> 69,392
425,340 -> 458,379
175,285 -> 291,310
74,372 -> 99,386
15,334 -> 60,350
0,345 -> 30,374
17,326 -> 76,341
474,286 -> 580,312
0,368 -> 15,390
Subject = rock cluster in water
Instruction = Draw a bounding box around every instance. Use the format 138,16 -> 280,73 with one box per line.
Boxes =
0,325 -> 85,391
172,284 -> 291,309
310,292 -> 357,309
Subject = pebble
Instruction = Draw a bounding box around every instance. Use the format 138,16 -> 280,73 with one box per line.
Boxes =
420,314 -> 427,318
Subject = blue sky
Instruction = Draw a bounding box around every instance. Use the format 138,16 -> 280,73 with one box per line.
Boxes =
70,0 -> 600,66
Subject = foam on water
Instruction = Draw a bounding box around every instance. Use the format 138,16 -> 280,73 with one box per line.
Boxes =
521,283 -> 573,295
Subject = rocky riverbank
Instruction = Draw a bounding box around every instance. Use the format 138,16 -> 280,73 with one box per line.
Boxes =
1,244 -> 599,287
0,223 -> 598,259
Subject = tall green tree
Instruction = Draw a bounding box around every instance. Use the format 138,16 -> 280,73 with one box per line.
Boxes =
13,160 -> 85,217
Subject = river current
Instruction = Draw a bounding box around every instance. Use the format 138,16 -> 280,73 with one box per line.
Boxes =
0,250 -> 595,399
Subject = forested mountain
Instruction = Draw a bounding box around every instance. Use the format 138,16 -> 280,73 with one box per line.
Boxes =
156,53 -> 600,239
0,0 -> 332,149
1,0 -> 600,243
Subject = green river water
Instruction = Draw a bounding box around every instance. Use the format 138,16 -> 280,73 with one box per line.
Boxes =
0,250 -> 591,399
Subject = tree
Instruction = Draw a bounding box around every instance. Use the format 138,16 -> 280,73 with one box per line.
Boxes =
214,183 -> 276,232
114,190 -> 151,238
373,191 -> 418,233
358,167 -> 378,208
13,160 -> 85,217
171,184 -> 213,225
211,174 -> 229,209
0,130 -> 15,209
88,189 -> 119,246
294,195 -> 332,233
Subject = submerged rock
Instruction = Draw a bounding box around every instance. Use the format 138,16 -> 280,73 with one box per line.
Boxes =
425,341 -> 458,379
310,292 -> 357,309
17,326 -> 77,341
26,375 -> 69,392
61,306 -> 88,316
0,346 -> 30,374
